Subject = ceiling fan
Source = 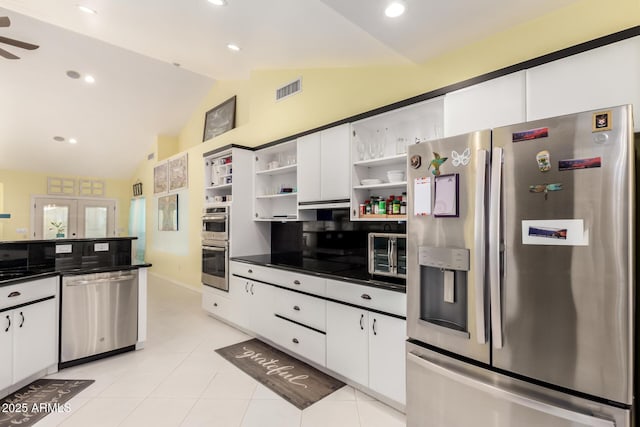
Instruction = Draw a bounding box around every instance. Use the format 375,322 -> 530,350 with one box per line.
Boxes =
0,16 -> 39,60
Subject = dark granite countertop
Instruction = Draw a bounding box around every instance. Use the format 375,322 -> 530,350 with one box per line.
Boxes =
0,237 -> 138,244
231,253 -> 406,293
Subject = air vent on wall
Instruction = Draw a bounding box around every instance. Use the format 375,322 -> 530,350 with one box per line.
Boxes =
276,77 -> 302,101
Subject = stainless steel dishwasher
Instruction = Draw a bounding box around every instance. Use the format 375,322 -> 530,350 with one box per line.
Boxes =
60,269 -> 138,367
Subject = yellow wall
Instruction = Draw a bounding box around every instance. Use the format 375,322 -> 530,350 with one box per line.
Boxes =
0,169 -> 131,241
135,0 -> 639,289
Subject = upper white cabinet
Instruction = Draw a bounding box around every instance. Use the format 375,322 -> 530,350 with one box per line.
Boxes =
253,140 -> 312,221
350,97 -> 444,221
298,124 -> 351,205
526,36 -> 640,131
444,71 -> 527,137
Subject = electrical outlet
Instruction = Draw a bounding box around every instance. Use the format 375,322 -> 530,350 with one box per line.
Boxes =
16,228 -> 27,234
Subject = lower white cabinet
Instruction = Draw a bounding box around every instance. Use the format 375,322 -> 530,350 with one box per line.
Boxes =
326,301 -> 406,405
12,299 -> 57,384
202,285 -> 232,321
229,276 -> 275,341
1,276 -> 58,392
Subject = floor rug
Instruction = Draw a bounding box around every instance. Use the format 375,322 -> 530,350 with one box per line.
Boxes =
216,338 -> 344,410
0,379 -> 94,427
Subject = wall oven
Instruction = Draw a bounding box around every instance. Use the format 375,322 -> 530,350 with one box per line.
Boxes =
202,206 -> 229,241
202,240 -> 228,291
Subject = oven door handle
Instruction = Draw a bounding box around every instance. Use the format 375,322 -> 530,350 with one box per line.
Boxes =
203,246 -> 226,252
202,215 -> 228,222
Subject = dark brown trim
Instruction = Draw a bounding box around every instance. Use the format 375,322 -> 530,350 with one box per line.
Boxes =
203,143 -> 252,158
254,25 -> 640,151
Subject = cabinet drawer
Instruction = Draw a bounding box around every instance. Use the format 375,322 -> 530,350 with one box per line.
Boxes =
0,276 -> 58,311
231,262 -> 326,297
274,290 -> 326,332
326,279 -> 406,317
273,316 -> 326,367
202,286 -> 231,320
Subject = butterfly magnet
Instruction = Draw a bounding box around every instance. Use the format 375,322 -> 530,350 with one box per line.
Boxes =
451,148 -> 471,167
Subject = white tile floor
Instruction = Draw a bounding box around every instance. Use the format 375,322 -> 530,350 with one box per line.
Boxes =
37,275 -> 407,426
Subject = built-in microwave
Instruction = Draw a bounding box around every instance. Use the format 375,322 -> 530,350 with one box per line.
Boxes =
368,233 -> 407,279
202,206 -> 229,242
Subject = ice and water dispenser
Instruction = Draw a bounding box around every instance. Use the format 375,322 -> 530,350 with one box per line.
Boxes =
418,246 -> 470,335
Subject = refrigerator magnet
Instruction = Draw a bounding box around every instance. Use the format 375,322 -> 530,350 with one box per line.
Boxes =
451,148 -> 471,167
433,173 -> 459,217
413,177 -> 432,216
428,152 -> 448,176
535,150 -> 551,172
522,219 -> 589,246
529,183 -> 562,200
592,110 -> 612,132
558,157 -> 601,171
512,127 -> 549,143
410,154 -> 422,169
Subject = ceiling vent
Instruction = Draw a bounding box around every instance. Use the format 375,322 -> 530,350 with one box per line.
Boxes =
276,77 -> 302,101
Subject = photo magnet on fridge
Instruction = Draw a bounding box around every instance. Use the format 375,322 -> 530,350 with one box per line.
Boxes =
558,157 -> 602,171
536,150 -> 551,172
592,110 -> 612,132
512,127 -> 549,143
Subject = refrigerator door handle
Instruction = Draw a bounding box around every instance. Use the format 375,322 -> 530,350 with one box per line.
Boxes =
473,148 -> 488,344
489,147 -> 503,348
407,352 -> 615,427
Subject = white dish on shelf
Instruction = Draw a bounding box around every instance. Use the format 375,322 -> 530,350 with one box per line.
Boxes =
360,178 -> 383,186
387,170 -> 405,182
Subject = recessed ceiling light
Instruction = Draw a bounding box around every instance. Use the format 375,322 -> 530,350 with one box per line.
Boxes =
77,5 -> 97,14
84,74 -> 95,84
207,0 -> 227,5
227,43 -> 240,52
66,70 -> 81,79
385,1 -> 406,18
68,138 -> 78,144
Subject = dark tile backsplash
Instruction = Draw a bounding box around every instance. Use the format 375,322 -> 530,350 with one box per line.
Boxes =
271,209 -> 405,267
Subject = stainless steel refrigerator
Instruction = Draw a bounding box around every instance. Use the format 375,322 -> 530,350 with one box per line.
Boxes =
406,105 -> 634,426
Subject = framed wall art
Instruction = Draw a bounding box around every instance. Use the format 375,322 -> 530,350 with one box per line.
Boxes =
203,96 -> 236,141
158,194 -> 178,231
168,153 -> 188,191
153,163 -> 168,194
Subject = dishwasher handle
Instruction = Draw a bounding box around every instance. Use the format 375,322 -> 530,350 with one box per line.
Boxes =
65,274 -> 136,286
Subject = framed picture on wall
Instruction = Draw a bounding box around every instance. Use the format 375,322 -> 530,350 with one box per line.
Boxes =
158,194 -> 178,231
153,162 -> 168,194
203,96 -> 236,142
168,153 -> 188,191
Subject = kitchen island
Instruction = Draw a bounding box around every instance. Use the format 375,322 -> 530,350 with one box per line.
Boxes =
0,237 -> 150,399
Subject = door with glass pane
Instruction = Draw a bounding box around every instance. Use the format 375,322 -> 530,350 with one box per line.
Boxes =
33,197 -> 116,239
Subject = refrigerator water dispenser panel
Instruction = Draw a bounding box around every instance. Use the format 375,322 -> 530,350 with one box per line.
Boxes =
419,246 -> 470,335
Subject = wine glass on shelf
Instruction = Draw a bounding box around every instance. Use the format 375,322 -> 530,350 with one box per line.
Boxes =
367,141 -> 376,160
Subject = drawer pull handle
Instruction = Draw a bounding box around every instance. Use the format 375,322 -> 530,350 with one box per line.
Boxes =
372,318 -> 377,335
293,280 -> 301,285
213,303 -> 218,307
8,291 -> 21,298
19,312 -> 24,328
4,315 -> 10,332
248,269 -> 253,274
361,294 -> 372,300
250,283 -> 255,295
359,314 -> 364,330
293,305 -> 300,311
245,282 -> 249,293
292,338 -> 299,344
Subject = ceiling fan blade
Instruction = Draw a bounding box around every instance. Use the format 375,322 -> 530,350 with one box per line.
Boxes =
0,17 -> 9,27
0,36 -> 39,50
0,47 -> 19,60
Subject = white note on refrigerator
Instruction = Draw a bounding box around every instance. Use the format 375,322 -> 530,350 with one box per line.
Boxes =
414,177 -> 431,216
522,219 -> 589,246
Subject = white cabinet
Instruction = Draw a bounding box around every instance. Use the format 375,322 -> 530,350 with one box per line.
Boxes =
12,298 -> 57,383
444,71 -> 527,137
0,313 -> 12,390
229,276 -> 275,341
202,285 -> 232,321
253,140 -> 313,221
326,301 -> 406,405
350,97 -> 444,221
0,276 -> 58,392
526,36 -> 640,131
298,124 -> 351,204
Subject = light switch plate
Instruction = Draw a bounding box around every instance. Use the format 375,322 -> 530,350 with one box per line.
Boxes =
94,243 -> 109,252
